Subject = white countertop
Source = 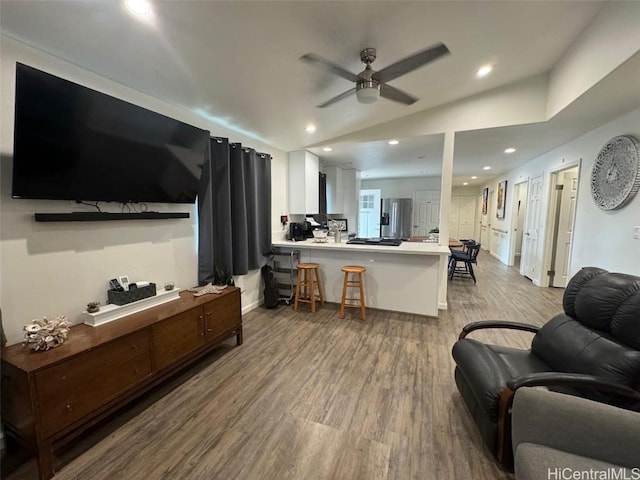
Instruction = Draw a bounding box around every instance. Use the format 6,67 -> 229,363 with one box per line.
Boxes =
272,237 -> 450,256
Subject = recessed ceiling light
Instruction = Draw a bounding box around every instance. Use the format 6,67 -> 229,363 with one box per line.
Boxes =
388,139 -> 399,145
476,65 -> 493,78
483,166 -> 491,170
305,124 -> 316,133
463,182 -> 469,186
322,147 -> 333,152
125,0 -> 152,16
471,176 -> 478,179
504,147 -> 516,154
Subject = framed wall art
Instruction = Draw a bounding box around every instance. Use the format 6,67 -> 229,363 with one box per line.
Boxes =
496,180 -> 507,219
331,218 -> 348,231
482,187 -> 488,215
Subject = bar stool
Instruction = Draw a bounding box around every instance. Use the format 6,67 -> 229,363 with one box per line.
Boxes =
339,265 -> 367,320
294,263 -> 324,313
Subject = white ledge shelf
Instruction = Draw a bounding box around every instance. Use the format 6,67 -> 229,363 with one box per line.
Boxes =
83,287 -> 181,327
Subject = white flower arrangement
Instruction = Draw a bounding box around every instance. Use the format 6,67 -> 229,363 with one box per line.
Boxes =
328,220 -> 341,233
23,316 -> 71,351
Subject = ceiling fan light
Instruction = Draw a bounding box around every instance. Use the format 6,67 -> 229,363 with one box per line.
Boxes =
356,81 -> 380,104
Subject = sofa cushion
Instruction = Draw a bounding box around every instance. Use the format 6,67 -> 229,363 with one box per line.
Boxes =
563,267 -> 640,349
515,443 -> 628,480
452,339 -> 550,421
532,314 -> 640,389
562,266 -> 607,319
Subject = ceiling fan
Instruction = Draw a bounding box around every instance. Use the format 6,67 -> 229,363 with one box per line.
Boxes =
300,43 -> 450,108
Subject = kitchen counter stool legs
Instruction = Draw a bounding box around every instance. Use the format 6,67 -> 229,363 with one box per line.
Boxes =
294,263 -> 324,312
339,266 -> 367,320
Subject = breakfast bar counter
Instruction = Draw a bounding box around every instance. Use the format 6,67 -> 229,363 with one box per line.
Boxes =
272,238 -> 450,317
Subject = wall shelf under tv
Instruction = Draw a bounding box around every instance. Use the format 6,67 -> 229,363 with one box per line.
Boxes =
34,212 -> 190,222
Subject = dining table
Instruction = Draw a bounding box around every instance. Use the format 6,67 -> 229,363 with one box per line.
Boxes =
449,238 -> 464,248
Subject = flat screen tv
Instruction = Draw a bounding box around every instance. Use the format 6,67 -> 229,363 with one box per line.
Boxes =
12,63 -> 210,204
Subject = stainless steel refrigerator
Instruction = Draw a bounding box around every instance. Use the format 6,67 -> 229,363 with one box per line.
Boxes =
380,198 -> 413,239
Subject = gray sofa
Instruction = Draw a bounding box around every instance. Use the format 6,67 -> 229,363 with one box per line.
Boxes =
512,388 -> 640,479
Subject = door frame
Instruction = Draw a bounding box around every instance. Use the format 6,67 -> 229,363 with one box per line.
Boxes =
508,180 -> 529,267
539,160 -> 582,287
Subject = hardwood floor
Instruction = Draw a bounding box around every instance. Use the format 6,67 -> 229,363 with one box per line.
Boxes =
4,252 -> 564,480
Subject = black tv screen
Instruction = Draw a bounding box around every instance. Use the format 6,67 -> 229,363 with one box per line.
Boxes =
12,63 -> 210,204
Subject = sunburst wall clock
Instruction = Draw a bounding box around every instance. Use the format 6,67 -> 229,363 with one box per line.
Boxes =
590,135 -> 640,210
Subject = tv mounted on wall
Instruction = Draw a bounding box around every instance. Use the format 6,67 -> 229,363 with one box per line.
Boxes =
11,63 -> 210,204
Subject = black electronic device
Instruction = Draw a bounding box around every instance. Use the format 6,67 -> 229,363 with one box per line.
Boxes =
11,63 -> 210,203
109,278 -> 124,292
302,221 -> 314,239
288,222 -> 305,241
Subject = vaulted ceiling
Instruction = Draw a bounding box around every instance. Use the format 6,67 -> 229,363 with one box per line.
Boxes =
2,1 -> 639,185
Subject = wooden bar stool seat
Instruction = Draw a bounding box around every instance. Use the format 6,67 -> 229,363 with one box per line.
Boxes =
339,265 -> 367,320
294,263 -> 324,313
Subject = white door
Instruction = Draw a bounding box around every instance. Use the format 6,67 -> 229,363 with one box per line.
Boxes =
522,175 -> 543,280
479,193 -> 489,248
358,189 -> 381,238
514,182 -> 528,256
458,196 -> 476,239
551,169 -> 579,287
413,190 -> 440,236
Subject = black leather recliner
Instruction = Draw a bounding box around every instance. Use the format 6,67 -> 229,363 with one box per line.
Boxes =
452,267 -> 640,468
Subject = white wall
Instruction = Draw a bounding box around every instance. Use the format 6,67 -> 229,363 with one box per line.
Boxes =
452,186 -> 481,196
547,2 -> 640,118
0,37 -> 287,344
340,169 -> 360,235
361,176 -> 441,198
480,106 -> 640,283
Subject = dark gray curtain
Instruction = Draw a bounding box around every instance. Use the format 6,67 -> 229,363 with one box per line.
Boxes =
198,137 -> 272,284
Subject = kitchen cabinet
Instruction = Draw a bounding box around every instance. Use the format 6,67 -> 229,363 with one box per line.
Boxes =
288,150 -> 319,214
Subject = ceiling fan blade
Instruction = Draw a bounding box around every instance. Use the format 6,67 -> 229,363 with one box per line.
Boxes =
373,43 -> 450,83
316,87 -> 357,108
300,53 -> 361,83
380,83 -> 418,105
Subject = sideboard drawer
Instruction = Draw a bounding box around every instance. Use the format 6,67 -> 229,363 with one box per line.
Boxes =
204,289 -> 241,342
35,331 -> 152,436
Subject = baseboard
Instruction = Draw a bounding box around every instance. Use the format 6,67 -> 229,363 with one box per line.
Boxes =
242,299 -> 260,315
438,301 -> 448,311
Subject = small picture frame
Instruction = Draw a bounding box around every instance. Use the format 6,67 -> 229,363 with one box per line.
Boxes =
496,180 -> 507,219
332,218 -> 348,231
482,187 -> 488,215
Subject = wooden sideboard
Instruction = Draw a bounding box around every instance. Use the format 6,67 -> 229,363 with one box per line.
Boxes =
1,288 -> 242,480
